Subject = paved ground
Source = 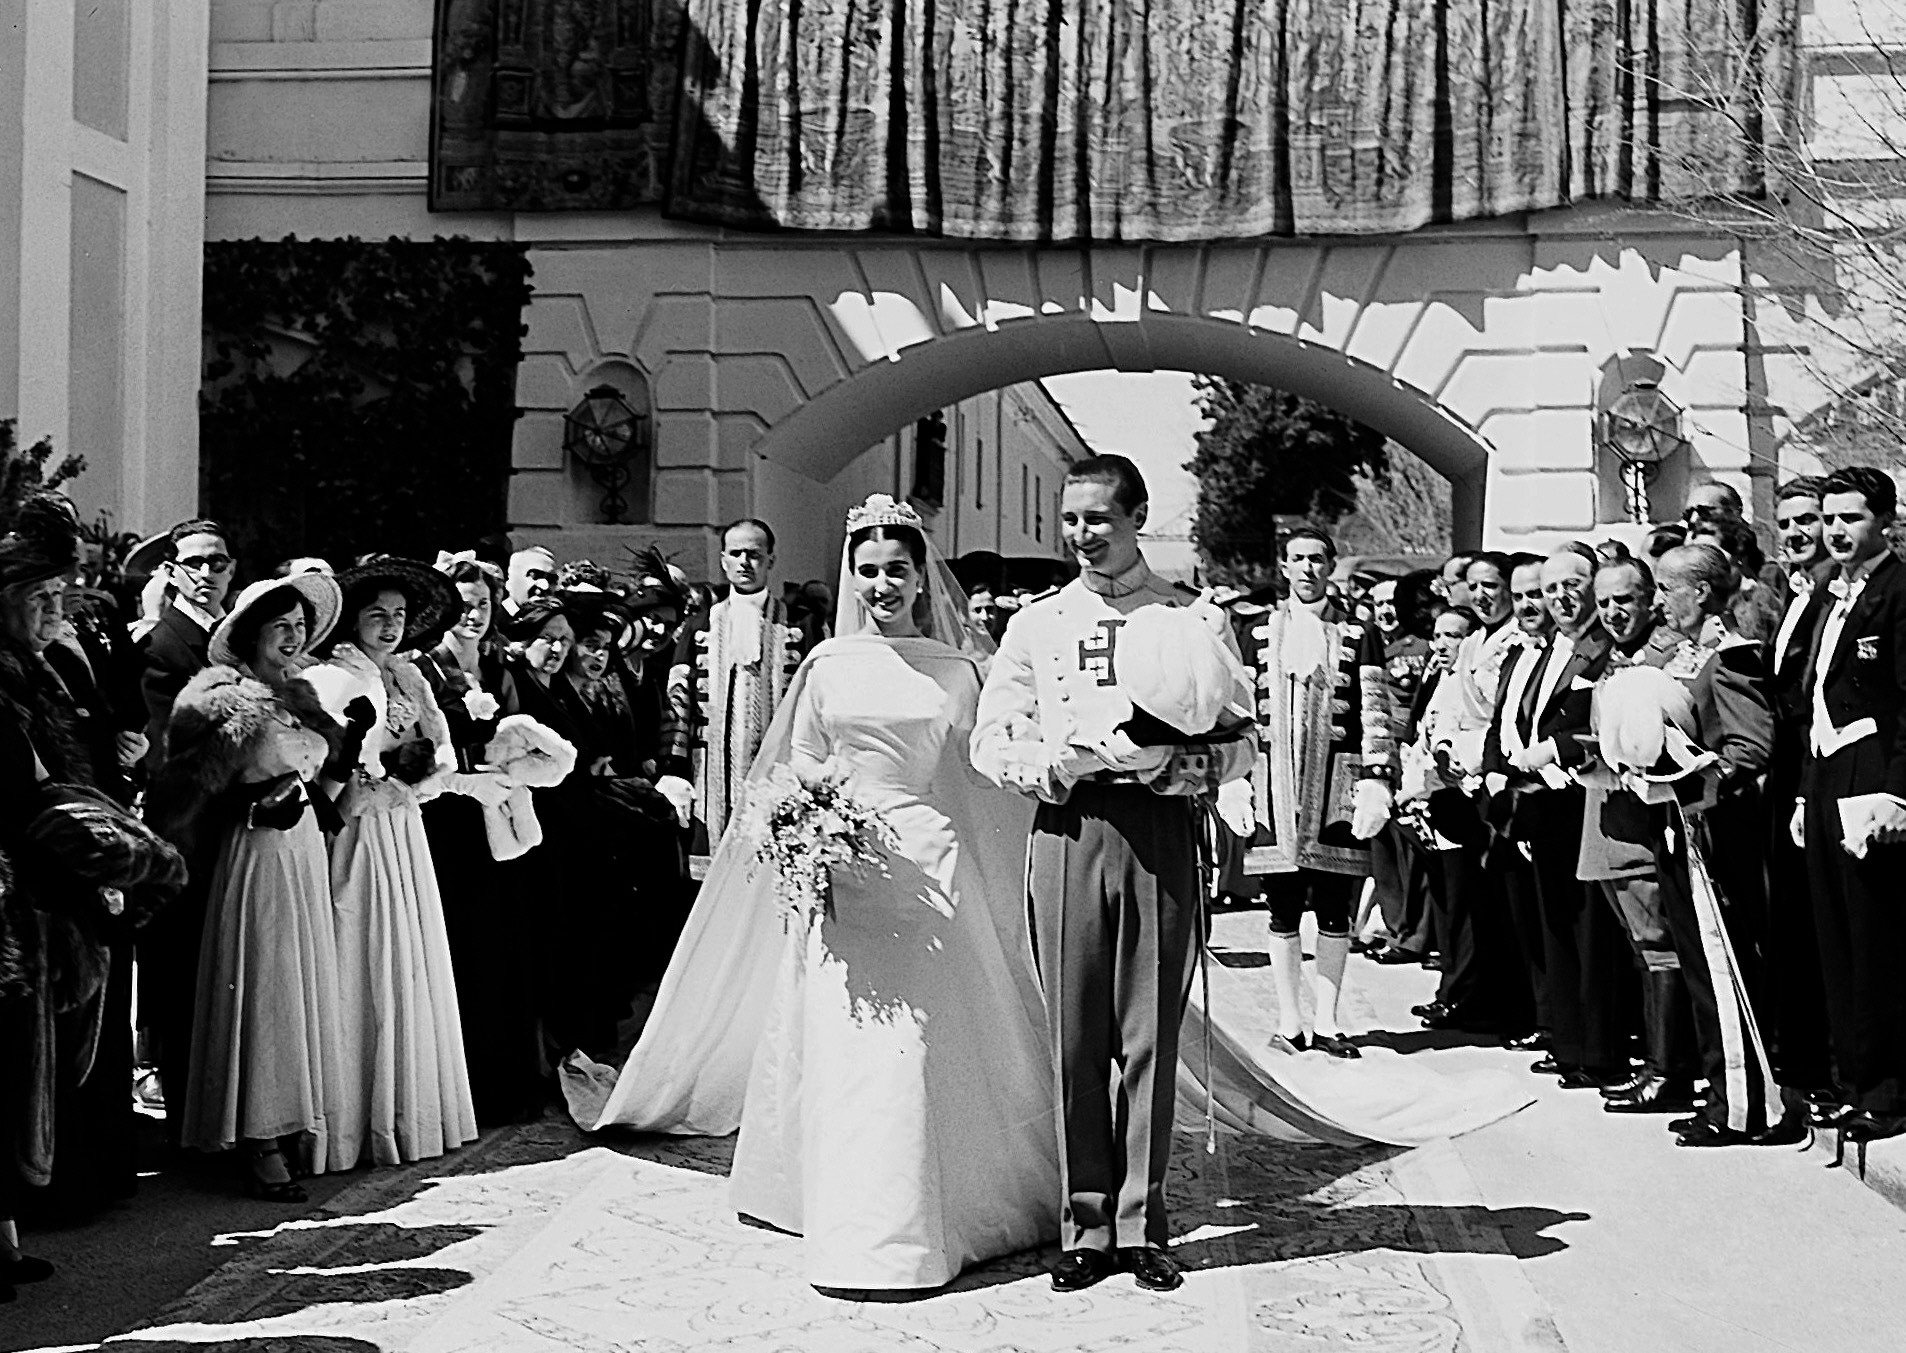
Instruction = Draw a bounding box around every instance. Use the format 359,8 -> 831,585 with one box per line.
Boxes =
8,910 -> 1906,1353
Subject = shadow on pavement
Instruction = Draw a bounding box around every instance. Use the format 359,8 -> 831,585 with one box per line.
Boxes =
1355,1026 -> 1507,1054
111,1340 -> 383,1352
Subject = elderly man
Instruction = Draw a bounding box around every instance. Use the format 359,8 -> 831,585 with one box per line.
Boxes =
664,519 -> 804,845
504,545 -> 557,615
1795,467 -> 1906,1146
1635,543 -> 1785,1146
1583,559 -> 1698,1114
1480,548 -> 1627,1084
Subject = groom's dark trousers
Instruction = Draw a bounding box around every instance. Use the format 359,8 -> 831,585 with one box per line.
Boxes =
1029,782 -> 1200,1253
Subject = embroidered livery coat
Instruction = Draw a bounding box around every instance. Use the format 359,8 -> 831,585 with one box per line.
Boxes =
1242,599 -> 1396,876
662,593 -> 804,842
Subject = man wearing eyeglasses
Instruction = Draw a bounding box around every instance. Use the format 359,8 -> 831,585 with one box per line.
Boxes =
135,517 -> 235,1148
139,519 -> 235,768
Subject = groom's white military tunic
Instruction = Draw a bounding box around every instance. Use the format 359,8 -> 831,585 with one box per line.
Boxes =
973,559 -> 1253,1253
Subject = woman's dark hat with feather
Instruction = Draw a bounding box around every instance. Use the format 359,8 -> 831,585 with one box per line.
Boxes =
0,494 -> 81,591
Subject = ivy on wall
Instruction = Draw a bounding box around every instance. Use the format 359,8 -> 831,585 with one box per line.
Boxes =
201,237 -> 533,574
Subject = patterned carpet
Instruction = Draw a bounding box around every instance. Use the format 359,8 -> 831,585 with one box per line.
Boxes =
102,1108 -> 1573,1353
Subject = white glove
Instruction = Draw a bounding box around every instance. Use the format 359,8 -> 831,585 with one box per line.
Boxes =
444,770 -> 513,809
1217,778 -> 1256,837
1351,778 -> 1393,840
655,774 -> 694,828
1509,739 -> 1558,773
1789,799 -> 1805,850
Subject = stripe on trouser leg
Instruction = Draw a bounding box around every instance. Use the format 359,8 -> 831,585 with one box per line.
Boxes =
1681,810 -> 1779,1131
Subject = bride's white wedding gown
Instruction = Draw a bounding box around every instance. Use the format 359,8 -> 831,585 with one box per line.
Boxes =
566,635 -> 1059,1289
730,636 -> 1058,1286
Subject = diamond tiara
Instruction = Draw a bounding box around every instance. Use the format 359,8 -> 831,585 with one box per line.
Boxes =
844,493 -> 924,532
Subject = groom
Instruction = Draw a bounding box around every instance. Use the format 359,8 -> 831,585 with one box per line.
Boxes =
973,455 -> 1254,1293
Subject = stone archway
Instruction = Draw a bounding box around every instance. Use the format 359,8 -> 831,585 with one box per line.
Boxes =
750,309 -> 1492,549
488,220 -> 1770,585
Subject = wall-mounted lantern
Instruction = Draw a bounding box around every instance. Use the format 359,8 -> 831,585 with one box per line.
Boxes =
1600,379 -> 1685,523
563,383 -> 650,523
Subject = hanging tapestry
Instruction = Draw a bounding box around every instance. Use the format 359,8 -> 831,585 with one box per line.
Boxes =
430,0 -> 1790,241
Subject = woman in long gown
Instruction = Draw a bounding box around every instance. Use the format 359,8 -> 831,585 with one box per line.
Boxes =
568,499 -> 1060,1291
304,558 -> 500,1167
152,575 -> 349,1197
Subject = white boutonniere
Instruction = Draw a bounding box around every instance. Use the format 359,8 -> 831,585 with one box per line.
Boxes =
1856,635 -> 1880,663
462,688 -> 501,722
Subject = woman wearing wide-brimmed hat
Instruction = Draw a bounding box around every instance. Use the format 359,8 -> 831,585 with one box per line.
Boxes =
149,572 -> 351,1198
304,556 -> 506,1167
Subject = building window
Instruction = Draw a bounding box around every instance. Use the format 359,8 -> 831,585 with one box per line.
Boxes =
1021,464 -> 1029,534
913,411 -> 948,507
1034,474 -> 1043,540
975,437 -> 984,509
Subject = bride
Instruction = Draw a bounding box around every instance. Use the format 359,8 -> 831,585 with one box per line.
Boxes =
566,495 -> 1059,1291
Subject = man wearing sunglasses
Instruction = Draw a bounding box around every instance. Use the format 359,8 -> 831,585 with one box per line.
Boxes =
1682,481 -> 1744,530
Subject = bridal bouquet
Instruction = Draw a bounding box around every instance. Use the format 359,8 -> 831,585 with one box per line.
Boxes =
739,760 -> 897,926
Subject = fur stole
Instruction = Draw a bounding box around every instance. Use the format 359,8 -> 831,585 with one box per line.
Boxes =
0,639 -> 92,787
304,644 -> 454,782
147,665 -> 339,856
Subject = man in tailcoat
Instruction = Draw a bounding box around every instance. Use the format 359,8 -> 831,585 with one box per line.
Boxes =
1481,547 -> 1628,1083
1761,477 -> 1837,1110
1795,467 -> 1906,1144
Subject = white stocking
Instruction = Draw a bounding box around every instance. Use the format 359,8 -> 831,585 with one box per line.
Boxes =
1268,930 -> 1306,1039
1313,932 -> 1352,1037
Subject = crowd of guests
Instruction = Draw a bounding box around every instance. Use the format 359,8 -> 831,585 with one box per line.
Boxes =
0,501 -> 795,1304
5,462 -> 1904,1303
1213,470 -> 1906,1159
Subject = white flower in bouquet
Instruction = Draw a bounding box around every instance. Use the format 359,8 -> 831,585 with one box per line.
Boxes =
462,687 -> 501,722
739,759 -> 899,927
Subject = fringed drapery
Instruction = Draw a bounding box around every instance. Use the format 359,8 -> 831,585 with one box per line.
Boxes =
430,0 -> 1792,241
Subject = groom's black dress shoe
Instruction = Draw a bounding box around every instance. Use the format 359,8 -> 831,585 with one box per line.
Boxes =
1050,1248 -> 1117,1292
1119,1246 -> 1184,1292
